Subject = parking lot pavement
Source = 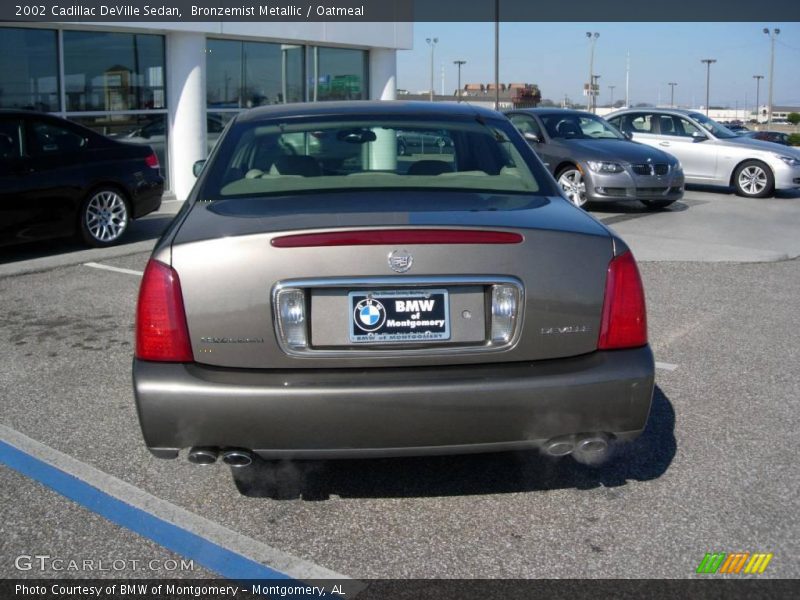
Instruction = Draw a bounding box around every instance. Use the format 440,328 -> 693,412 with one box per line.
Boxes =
1,187 -> 799,580
590,187 -> 800,262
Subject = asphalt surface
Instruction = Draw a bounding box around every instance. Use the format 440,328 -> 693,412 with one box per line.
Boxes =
1,187 -> 799,580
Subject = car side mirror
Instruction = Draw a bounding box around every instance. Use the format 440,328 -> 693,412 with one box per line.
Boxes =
692,132 -> 708,142
523,132 -> 542,144
622,131 -> 633,141
192,159 -> 206,177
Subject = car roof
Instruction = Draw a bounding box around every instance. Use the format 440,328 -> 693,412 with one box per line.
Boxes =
235,101 -> 503,123
505,107 -> 596,118
606,107 -> 706,119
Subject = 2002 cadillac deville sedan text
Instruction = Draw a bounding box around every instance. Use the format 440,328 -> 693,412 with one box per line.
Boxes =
133,102 -> 655,479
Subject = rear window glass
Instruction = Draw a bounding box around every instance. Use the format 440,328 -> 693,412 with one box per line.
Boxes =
199,118 -> 542,198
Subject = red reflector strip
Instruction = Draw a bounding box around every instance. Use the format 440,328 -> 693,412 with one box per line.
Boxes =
271,229 -> 523,248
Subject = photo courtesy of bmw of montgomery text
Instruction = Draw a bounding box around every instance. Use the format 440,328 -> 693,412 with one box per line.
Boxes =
132,102 -> 654,483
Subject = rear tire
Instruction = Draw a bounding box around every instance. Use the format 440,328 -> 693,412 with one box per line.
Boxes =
733,160 -> 774,198
640,199 -> 676,210
79,187 -> 130,247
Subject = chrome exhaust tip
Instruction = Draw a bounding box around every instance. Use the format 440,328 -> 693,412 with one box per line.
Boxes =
187,447 -> 218,465
542,436 -> 575,457
572,434 -> 611,464
221,448 -> 254,468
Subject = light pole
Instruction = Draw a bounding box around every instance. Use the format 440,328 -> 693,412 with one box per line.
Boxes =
668,82 -> 677,108
608,85 -> 615,108
753,75 -> 764,124
753,74 -> 765,125
701,59 -> 716,116
494,0 -> 500,109
454,60 -> 466,102
586,32 -> 599,112
763,28 -> 780,126
592,75 -> 601,112
425,37 -> 438,101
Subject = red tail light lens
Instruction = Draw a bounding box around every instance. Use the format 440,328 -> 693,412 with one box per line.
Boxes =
145,152 -> 160,169
597,251 -> 647,350
135,260 -> 193,362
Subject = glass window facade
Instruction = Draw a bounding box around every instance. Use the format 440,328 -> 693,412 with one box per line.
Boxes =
313,47 -> 369,102
207,39 -> 305,108
63,31 -> 165,112
0,28 -> 59,111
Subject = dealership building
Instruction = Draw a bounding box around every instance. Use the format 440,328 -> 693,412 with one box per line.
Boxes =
0,21 -> 412,198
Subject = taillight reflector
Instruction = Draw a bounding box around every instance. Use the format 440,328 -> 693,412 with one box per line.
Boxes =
135,260 -> 193,362
145,152 -> 160,169
597,250 -> 648,350
271,229 -> 523,248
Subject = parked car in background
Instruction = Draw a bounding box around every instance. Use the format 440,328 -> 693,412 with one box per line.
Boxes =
507,108 -> 684,209
727,124 -> 750,133
133,101 -> 654,483
740,131 -> 793,146
606,108 -> 800,197
124,114 -> 226,157
0,110 -> 163,247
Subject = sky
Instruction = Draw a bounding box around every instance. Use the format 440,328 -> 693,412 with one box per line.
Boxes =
396,22 -> 800,109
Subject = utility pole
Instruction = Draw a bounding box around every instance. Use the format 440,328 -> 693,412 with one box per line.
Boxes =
763,28 -> 780,126
453,60 -> 466,101
586,32 -> 600,112
753,74 -> 764,124
701,59 -> 716,116
668,82 -> 677,108
608,85 -> 615,108
425,37 -> 438,101
441,63 -> 445,96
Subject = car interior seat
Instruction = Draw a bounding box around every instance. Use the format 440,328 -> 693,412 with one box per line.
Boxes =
0,134 -> 15,158
556,120 -> 582,138
407,160 -> 454,176
270,155 -> 322,177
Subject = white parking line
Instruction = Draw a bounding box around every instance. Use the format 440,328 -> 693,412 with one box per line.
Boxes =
655,361 -> 679,372
0,424 -> 352,582
83,262 -> 143,277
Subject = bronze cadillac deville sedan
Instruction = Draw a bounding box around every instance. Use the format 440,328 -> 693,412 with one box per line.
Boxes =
133,102 -> 654,473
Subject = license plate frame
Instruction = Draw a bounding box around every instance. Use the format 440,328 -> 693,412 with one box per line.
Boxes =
348,289 -> 450,344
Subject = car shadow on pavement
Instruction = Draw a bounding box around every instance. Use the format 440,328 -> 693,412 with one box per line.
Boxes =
684,184 -> 800,199
0,216 -> 175,265
589,200 -> 692,215
231,385 -> 676,500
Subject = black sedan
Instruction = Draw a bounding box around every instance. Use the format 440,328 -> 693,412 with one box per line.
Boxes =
0,110 -> 164,248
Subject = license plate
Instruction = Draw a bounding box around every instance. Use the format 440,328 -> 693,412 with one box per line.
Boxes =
348,289 -> 450,343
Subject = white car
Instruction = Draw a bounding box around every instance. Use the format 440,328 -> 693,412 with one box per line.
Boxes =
606,108 -> 800,197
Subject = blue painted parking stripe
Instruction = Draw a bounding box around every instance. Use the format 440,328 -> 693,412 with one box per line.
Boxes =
0,439 -> 291,581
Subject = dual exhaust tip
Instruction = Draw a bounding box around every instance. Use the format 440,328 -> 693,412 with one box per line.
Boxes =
189,435 -> 609,467
187,447 -> 253,468
542,433 -> 611,462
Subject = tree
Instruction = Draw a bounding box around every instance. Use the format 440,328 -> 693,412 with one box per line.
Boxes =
787,112 -> 800,126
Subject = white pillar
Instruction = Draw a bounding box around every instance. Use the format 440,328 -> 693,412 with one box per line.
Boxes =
167,32 -> 207,200
368,49 -> 397,171
369,48 -> 397,101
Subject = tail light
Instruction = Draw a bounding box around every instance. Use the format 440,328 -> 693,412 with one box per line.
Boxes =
144,151 -> 160,169
274,288 -> 308,350
490,284 -> 520,343
597,251 -> 647,350
135,260 -> 193,362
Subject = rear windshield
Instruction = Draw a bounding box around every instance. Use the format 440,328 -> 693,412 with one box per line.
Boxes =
198,117 -> 544,199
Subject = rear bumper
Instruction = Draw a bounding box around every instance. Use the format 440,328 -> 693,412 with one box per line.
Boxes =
133,346 -> 655,459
